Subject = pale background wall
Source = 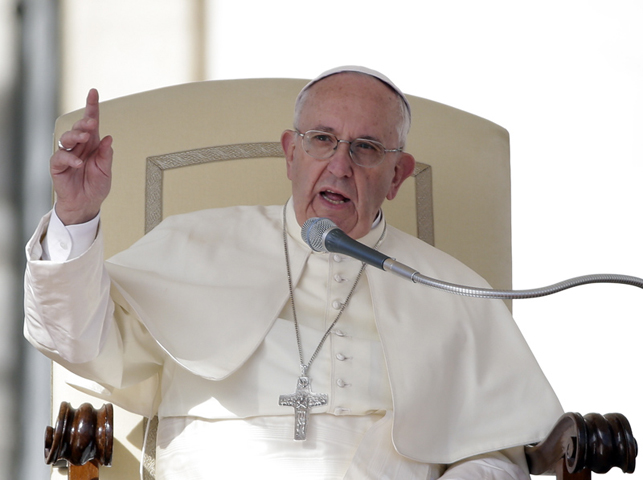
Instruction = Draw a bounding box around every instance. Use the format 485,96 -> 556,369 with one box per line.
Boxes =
0,1 -> 20,478
1,0 -> 641,479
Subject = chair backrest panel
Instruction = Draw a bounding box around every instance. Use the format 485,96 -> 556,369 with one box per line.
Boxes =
51,77 -> 511,480
54,78 -> 511,291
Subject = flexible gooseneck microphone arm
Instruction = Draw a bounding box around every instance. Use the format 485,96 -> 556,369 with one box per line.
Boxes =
301,217 -> 643,300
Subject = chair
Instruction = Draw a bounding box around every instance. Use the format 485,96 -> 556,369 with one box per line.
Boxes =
46,78 -> 635,479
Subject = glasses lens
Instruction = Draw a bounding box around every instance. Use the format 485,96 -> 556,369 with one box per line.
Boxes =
350,139 -> 385,167
303,131 -> 337,159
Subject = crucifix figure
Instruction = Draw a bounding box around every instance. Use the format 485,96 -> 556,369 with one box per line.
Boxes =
279,368 -> 328,441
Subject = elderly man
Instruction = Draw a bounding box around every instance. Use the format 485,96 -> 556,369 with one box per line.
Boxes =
24,66 -> 562,479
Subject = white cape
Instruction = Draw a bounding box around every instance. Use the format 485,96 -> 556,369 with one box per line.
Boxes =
104,204 -> 563,464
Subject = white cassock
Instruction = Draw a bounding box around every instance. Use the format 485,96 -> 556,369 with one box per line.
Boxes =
24,199 -> 563,479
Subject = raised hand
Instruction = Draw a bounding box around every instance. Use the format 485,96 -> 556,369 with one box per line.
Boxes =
51,89 -> 113,225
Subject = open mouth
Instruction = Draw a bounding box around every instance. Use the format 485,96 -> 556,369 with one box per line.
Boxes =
321,190 -> 349,205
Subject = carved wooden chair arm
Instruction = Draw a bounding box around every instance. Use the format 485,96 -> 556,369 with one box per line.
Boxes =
44,403 -> 637,479
525,412 -> 637,479
45,401 -> 113,480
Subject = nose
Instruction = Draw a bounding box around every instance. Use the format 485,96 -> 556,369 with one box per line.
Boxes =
326,140 -> 353,178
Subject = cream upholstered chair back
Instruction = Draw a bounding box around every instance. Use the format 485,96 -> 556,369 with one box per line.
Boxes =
50,78 -> 511,479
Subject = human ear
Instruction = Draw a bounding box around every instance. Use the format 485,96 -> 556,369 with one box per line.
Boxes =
281,130 -> 296,180
386,153 -> 416,200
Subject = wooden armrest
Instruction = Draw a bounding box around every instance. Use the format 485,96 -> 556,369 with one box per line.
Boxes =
45,402 -> 113,479
44,403 -> 636,479
525,412 -> 637,478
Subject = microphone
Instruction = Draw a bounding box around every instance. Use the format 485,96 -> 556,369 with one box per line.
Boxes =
300,217 -> 643,299
301,217 -> 419,280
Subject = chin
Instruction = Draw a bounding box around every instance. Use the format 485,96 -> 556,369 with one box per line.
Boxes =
322,214 -> 353,231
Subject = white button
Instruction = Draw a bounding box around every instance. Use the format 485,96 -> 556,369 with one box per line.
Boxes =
59,241 -> 69,250
332,300 -> 343,310
333,329 -> 346,337
333,254 -> 343,263
336,379 -> 348,387
336,353 -> 347,361
333,274 -> 346,283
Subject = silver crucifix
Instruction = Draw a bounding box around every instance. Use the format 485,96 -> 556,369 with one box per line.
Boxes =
279,368 -> 328,441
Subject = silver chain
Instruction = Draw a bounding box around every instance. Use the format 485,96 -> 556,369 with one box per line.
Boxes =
282,203 -> 386,374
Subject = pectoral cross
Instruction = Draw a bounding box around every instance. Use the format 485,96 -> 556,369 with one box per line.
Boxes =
279,368 -> 328,441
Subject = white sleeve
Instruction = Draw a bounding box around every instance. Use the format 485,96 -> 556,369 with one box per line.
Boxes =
24,212 -> 162,389
439,447 -> 530,480
42,206 -> 100,262
24,211 -> 114,363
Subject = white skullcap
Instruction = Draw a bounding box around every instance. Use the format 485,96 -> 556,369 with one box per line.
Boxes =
296,65 -> 411,119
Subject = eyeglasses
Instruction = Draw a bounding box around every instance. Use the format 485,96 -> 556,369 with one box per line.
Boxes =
294,129 -> 403,168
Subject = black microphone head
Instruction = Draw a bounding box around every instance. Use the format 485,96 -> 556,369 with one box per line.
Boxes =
301,217 -> 337,252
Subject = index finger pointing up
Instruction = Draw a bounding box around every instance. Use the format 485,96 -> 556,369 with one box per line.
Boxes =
84,88 -> 100,125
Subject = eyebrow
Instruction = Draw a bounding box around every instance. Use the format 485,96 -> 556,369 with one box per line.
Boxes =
310,125 -> 336,133
309,125 -> 383,143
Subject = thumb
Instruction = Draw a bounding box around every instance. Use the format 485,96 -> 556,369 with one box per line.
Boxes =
96,135 -> 114,171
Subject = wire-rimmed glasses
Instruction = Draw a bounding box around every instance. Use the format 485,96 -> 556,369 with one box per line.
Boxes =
294,129 -> 403,168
